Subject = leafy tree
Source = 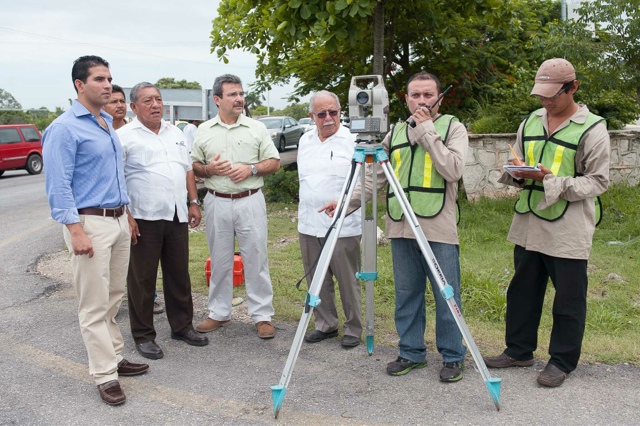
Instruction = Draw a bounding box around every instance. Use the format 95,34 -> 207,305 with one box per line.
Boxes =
527,0 -> 640,128
244,92 -> 263,111
155,77 -> 201,90
210,0 -> 559,120
27,107 -> 64,131
0,88 -> 21,110
0,88 -> 27,124
272,103 -> 310,121
575,0 -> 640,103
251,105 -> 274,117
211,0 -> 638,130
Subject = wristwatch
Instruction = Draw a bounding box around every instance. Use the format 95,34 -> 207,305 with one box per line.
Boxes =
190,199 -> 201,206
250,164 -> 258,176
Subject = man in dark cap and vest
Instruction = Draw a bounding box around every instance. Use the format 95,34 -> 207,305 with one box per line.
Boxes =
483,58 -> 610,387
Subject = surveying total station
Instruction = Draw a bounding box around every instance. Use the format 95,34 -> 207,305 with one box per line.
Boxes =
270,75 -> 502,418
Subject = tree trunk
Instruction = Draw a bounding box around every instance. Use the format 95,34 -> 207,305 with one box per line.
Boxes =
372,1 -> 385,77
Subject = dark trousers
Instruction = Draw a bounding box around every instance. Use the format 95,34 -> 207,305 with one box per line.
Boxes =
127,216 -> 194,343
504,245 -> 588,373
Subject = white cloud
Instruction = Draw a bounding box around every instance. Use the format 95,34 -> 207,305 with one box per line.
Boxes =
0,0 -> 302,111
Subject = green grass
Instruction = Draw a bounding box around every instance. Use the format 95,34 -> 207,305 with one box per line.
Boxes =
184,184 -> 640,365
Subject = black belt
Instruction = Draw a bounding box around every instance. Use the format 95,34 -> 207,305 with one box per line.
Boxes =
208,189 -> 259,199
78,206 -> 126,217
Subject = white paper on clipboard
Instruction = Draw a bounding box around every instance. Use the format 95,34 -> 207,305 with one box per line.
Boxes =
503,164 -> 541,178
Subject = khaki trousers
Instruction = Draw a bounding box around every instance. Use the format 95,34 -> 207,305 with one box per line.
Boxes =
63,214 -> 130,385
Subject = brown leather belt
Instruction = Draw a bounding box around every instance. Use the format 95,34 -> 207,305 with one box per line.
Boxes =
78,206 -> 126,217
208,188 -> 259,199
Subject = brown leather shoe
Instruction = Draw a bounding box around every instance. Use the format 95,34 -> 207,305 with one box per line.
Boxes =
256,321 -> 275,339
195,318 -> 230,333
97,380 -> 126,406
483,352 -> 534,368
117,359 -> 149,376
537,362 -> 567,387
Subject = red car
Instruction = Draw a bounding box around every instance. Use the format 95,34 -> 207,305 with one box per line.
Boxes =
0,124 -> 44,176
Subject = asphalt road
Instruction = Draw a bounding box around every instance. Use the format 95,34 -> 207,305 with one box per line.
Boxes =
278,145 -> 297,167
1,168 -> 639,425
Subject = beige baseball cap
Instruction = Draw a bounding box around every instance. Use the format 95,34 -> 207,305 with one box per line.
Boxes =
530,58 -> 576,98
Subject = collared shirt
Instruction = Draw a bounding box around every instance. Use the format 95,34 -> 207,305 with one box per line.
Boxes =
42,100 -> 129,225
499,105 -> 610,259
190,114 -> 280,193
117,118 -> 192,222
182,122 -> 198,153
298,125 -> 361,237
348,117 -> 468,245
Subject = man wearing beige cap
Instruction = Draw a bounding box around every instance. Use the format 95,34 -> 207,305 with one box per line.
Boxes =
483,58 -> 610,387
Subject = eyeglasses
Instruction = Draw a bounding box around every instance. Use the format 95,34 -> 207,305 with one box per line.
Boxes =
313,110 -> 339,119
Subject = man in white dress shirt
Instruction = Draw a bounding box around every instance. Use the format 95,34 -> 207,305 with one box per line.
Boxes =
182,120 -> 200,153
118,82 -> 208,360
298,90 -> 362,348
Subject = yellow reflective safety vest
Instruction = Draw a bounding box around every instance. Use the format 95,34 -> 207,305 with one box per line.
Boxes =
387,114 -> 458,221
514,111 -> 605,223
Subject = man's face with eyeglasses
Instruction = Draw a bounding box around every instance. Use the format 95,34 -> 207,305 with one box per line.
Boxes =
309,94 -> 341,141
534,81 -> 576,116
215,83 -> 245,121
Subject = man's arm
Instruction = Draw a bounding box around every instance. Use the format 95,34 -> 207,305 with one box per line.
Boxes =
226,158 -> 280,184
254,158 -> 280,175
186,170 -> 201,227
537,121 -> 610,209
43,123 -> 82,224
192,154 -> 232,178
65,223 -> 94,257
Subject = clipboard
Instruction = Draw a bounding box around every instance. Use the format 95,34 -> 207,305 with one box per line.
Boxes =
503,164 -> 541,178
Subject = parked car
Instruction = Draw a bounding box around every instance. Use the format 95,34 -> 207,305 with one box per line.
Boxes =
298,117 -> 316,133
0,124 -> 44,176
257,116 -> 305,152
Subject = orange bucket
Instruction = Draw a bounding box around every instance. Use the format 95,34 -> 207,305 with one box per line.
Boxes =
204,252 -> 244,287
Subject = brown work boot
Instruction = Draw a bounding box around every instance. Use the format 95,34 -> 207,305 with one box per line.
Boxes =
256,321 -> 275,339
537,362 -> 567,387
97,380 -> 126,406
483,352 -> 534,368
195,318 -> 230,333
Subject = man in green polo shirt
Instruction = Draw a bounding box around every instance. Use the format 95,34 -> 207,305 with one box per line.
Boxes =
191,74 -> 280,339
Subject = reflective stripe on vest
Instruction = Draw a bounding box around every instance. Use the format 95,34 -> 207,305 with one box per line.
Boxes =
514,111 -> 604,221
387,115 -> 457,221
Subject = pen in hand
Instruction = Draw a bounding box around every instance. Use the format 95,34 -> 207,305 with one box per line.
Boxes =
508,144 -> 523,165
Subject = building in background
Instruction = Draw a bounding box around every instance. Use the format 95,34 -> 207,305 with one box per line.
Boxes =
121,88 -> 218,124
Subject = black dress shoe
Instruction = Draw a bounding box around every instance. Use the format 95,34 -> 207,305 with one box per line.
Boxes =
171,329 -> 209,347
117,359 -> 149,376
341,335 -> 361,348
136,340 -> 164,359
304,329 -> 338,343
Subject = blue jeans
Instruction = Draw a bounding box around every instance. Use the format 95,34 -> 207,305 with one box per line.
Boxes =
391,238 -> 466,363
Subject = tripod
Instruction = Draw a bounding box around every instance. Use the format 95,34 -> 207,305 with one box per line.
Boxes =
271,145 -> 501,418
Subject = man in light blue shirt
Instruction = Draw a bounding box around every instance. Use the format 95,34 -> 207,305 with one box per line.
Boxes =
43,55 -> 148,407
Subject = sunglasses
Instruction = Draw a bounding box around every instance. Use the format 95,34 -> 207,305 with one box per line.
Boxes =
313,110 -> 339,119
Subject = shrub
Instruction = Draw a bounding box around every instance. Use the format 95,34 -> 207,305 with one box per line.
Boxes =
263,165 -> 299,203
577,90 -> 640,130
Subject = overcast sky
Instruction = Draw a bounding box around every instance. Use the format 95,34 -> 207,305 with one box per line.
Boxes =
0,0 -> 302,111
